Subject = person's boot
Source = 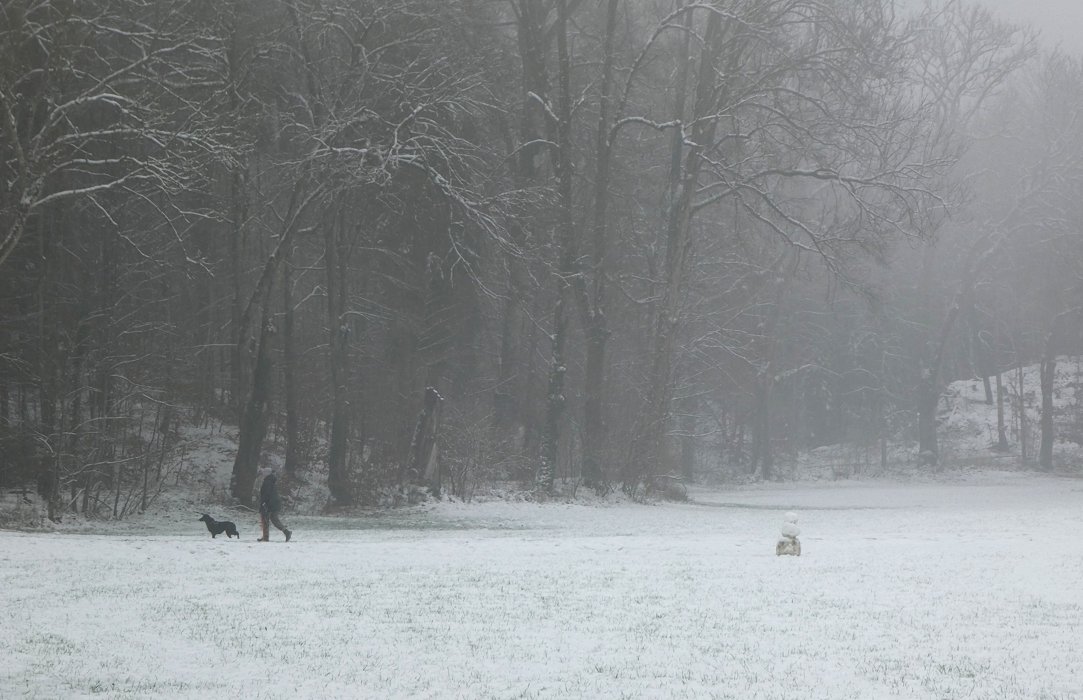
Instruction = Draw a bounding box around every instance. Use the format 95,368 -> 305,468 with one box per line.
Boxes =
284,529 -> 292,542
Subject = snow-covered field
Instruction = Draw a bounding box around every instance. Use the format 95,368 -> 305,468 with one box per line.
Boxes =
3,474 -> 1082,699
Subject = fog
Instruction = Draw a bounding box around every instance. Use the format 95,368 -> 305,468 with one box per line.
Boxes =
980,0 -> 1083,54
3,2 -> 1083,697
2,0 -> 1082,506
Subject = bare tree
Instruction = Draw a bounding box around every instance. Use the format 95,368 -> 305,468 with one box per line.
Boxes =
905,0 -> 1034,465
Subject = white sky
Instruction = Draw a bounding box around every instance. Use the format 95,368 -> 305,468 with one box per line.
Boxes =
978,0 -> 1083,54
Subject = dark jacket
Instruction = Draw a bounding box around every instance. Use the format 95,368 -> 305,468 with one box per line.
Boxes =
259,473 -> 281,513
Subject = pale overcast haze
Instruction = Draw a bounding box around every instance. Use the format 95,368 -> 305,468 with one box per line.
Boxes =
5,1 -> 1083,698
979,0 -> 1083,54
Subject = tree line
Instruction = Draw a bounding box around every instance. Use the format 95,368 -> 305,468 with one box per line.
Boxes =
2,0 -> 1081,517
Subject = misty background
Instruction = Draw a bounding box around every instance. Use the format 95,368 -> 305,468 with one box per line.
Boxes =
2,0 -> 1082,516
977,0 -> 1083,52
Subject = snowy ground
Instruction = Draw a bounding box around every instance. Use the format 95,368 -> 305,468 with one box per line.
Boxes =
3,473 -> 1082,699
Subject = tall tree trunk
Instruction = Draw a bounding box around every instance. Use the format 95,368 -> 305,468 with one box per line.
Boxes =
501,0 -> 551,448
966,305 -> 994,404
577,0 -> 621,492
752,253 -> 796,480
918,295 -> 963,467
917,378 -> 940,467
581,328 -> 606,486
198,267 -> 216,414
66,317 -> 87,513
628,8 -> 723,489
995,372 -> 1008,450
916,216 -> 1014,466
229,305 -> 276,507
1039,357 -> 1054,470
229,164 -> 248,416
751,380 -> 773,478
680,411 -> 697,483
1037,308 -> 1080,470
494,289 -> 521,430
1018,362 -> 1027,466
878,399 -> 888,470
325,209 -> 353,505
282,248 -> 301,476
1039,352 -> 1056,471
537,0 -> 575,495
515,0 -> 550,181
37,211 -> 61,521
409,386 -> 444,495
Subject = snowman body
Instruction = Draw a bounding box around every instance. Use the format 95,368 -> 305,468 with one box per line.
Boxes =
776,512 -> 802,556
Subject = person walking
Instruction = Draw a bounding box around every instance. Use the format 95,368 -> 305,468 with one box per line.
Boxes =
257,470 -> 292,542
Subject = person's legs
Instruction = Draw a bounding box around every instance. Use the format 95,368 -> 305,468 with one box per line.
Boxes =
269,510 -> 292,541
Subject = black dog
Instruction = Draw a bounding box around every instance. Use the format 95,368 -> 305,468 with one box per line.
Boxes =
198,513 -> 239,539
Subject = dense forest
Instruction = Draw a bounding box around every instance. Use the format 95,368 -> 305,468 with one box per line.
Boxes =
2,0 -> 1081,516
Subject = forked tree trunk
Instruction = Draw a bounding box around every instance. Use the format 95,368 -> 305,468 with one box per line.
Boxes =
628,9 -> 723,489
409,386 -> 444,495
968,308 -> 994,405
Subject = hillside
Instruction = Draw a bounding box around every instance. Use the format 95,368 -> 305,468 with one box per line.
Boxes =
937,357 -> 1083,469
742,358 -> 1083,481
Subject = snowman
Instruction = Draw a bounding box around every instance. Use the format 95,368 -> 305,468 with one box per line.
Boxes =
776,511 -> 801,556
